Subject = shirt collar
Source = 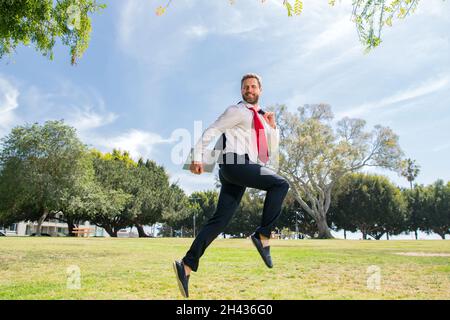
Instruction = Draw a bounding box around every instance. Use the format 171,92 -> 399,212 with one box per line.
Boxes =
237,100 -> 260,111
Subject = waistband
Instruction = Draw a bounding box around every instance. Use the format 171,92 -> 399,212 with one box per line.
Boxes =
218,153 -> 251,166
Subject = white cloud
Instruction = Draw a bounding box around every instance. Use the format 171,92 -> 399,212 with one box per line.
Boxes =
184,25 -> 209,38
0,75 -> 20,136
90,129 -> 175,160
169,170 -> 218,195
67,105 -> 118,132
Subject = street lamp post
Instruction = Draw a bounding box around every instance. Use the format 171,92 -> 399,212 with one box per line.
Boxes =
191,196 -> 200,238
193,213 -> 196,238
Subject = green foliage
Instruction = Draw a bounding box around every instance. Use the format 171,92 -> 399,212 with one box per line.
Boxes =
0,120 -> 90,228
89,149 -> 171,237
402,184 -> 428,237
331,0 -> 422,51
0,0 -> 106,64
402,180 -> 450,239
330,173 -> 407,239
424,180 -> 450,239
400,158 -> 421,189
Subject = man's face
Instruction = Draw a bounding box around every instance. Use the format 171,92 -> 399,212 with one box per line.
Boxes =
241,78 -> 261,105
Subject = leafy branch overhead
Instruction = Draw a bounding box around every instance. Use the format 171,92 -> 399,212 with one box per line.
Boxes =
0,0 -> 106,65
156,0 -> 426,51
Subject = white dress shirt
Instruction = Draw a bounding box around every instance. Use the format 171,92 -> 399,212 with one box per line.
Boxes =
193,102 -> 280,168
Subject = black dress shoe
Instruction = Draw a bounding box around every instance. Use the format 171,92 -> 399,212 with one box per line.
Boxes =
173,260 -> 189,298
250,233 -> 273,268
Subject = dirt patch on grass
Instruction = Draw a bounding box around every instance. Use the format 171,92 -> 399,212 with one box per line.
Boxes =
394,252 -> 450,257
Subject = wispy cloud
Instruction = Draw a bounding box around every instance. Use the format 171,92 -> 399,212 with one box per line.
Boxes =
336,75 -> 450,118
67,105 -> 118,132
0,75 -> 20,136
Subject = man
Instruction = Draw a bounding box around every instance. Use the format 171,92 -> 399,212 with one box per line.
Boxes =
173,73 -> 290,298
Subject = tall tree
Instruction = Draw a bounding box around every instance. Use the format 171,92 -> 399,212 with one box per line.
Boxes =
0,0 -> 105,64
0,120 -> 91,235
275,104 -> 403,238
400,158 -> 420,190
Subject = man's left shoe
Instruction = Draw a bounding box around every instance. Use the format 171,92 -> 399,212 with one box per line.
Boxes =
250,233 -> 273,268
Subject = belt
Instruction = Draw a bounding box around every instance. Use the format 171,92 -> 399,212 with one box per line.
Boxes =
219,153 -> 250,166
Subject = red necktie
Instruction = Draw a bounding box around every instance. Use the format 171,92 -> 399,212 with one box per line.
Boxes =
247,105 -> 269,163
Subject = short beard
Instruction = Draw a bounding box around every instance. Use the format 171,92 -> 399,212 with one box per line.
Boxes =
242,94 -> 259,105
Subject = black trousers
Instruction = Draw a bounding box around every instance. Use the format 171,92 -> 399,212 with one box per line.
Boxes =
182,153 -> 290,272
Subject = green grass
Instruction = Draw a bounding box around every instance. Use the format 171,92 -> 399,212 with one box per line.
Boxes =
1,237 -> 449,300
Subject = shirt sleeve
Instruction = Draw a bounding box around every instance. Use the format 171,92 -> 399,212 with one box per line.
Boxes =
193,105 -> 243,162
265,124 -> 280,170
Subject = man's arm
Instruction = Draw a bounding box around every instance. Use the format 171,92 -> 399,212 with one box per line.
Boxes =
191,105 -> 242,174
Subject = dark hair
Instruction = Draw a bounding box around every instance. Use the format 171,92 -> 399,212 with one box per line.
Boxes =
241,73 -> 262,88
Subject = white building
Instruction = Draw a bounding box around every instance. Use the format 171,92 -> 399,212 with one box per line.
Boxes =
1,213 -> 107,237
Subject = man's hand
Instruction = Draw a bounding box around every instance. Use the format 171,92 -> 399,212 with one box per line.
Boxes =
263,112 -> 277,129
190,161 -> 204,175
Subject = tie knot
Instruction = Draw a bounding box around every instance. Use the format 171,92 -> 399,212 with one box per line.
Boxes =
247,105 -> 259,112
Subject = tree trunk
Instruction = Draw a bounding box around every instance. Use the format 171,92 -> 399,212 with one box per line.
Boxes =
35,209 -> 49,236
386,233 -> 389,240
136,224 -> 150,237
344,229 -> 347,240
414,229 -> 418,240
104,226 -> 117,237
66,217 -> 76,237
315,214 -> 333,239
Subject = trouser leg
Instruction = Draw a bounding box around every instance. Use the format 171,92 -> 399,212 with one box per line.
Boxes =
220,162 -> 290,239
182,169 -> 246,272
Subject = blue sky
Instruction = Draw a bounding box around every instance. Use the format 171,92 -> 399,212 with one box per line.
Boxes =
1,0 -> 449,201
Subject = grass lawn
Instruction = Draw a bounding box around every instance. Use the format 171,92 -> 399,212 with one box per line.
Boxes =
0,237 -> 449,300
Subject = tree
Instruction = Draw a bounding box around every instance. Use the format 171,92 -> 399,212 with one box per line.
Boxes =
161,183 -> 193,237
0,120 -> 91,235
400,158 -> 420,190
276,191 -> 319,238
132,158 -> 171,237
158,0 -> 427,51
89,149 -> 136,237
275,104 -> 403,238
89,149 -> 172,237
189,190 -> 219,237
0,0 -> 106,65
423,180 -> 450,239
330,173 -> 407,240
402,184 -> 428,240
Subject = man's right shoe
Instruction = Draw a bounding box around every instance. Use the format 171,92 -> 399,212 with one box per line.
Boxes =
250,233 -> 273,268
173,260 -> 189,298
